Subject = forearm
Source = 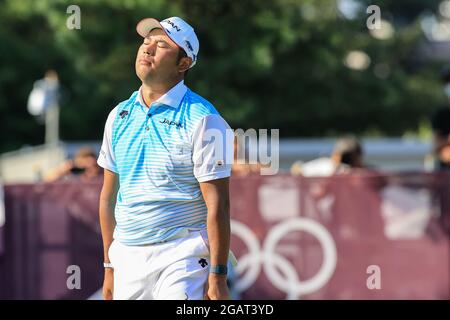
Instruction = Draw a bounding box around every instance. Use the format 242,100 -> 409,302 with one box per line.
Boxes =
199,178 -> 231,299
99,197 -> 116,263
207,205 -> 230,268
43,161 -> 72,182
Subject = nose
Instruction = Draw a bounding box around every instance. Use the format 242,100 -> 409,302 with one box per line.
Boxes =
143,39 -> 156,56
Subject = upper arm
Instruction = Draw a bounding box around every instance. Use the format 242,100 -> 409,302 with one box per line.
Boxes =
100,169 -> 119,203
199,177 -> 230,213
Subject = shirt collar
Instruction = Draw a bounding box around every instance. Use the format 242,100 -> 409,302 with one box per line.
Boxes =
136,80 -> 187,110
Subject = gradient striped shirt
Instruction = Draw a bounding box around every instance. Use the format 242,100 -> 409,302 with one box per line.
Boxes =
98,80 -> 233,245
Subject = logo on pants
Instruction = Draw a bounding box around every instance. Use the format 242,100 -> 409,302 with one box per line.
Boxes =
198,258 -> 208,268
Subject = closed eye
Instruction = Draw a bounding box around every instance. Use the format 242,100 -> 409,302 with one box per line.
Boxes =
156,41 -> 168,48
143,39 -> 168,48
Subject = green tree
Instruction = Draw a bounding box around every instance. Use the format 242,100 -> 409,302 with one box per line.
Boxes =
0,0 -> 446,154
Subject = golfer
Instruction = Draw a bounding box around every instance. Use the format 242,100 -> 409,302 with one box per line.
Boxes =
97,16 -> 234,300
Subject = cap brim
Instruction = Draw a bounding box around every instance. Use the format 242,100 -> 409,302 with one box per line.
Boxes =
136,18 -> 164,38
136,17 -> 194,68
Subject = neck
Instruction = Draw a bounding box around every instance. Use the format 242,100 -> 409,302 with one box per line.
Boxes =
141,78 -> 182,107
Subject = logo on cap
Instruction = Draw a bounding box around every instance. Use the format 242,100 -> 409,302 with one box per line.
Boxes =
185,40 -> 194,52
165,19 -> 181,32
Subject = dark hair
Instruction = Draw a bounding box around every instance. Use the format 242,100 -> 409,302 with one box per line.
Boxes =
75,147 -> 96,159
177,48 -> 189,77
333,136 -> 363,167
432,107 -> 450,136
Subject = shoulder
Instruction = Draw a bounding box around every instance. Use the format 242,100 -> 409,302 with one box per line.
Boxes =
117,91 -> 139,112
183,89 -> 220,118
182,89 -> 227,132
432,106 -> 450,129
104,91 -> 139,129
111,91 -> 141,119
106,106 -> 118,123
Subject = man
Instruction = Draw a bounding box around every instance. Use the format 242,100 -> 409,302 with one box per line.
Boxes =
291,136 -> 365,177
330,136 -> 364,171
431,65 -> 450,170
97,17 -> 234,300
44,147 -> 102,182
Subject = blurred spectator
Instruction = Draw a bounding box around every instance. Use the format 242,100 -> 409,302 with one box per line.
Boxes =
27,69 -> 60,121
431,65 -> 450,170
44,147 -> 102,182
291,135 -> 365,177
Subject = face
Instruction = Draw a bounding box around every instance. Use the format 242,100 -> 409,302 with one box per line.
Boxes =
74,155 -> 97,169
135,28 -> 187,83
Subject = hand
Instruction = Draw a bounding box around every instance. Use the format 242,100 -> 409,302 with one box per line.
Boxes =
60,160 -> 75,174
102,268 -> 114,300
43,160 -> 75,182
204,273 -> 230,300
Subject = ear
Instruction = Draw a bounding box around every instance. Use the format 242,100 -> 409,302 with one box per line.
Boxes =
178,57 -> 192,74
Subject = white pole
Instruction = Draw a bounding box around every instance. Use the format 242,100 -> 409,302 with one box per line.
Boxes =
45,103 -> 59,147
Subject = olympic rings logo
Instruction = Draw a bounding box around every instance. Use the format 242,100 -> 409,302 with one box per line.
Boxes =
231,218 -> 337,299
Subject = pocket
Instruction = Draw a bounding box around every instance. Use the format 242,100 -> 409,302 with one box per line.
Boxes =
198,230 -> 210,255
170,143 -> 192,164
107,239 -> 116,264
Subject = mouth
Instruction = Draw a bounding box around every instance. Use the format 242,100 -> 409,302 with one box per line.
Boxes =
138,58 -> 152,66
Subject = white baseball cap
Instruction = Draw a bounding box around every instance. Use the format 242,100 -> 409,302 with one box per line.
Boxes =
136,17 -> 199,68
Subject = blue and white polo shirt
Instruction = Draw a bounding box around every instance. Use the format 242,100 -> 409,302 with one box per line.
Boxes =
98,80 -> 234,246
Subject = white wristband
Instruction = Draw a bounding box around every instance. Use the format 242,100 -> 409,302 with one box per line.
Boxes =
103,262 -> 113,269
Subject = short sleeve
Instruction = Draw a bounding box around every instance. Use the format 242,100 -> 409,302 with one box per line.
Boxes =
97,107 -> 118,173
192,114 -> 234,182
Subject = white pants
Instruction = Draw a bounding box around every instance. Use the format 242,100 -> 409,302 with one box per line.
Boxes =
109,230 -> 210,300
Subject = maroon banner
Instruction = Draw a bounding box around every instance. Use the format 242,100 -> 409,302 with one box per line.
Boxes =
0,172 -> 449,299
0,181 -> 103,299
229,173 -> 450,300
